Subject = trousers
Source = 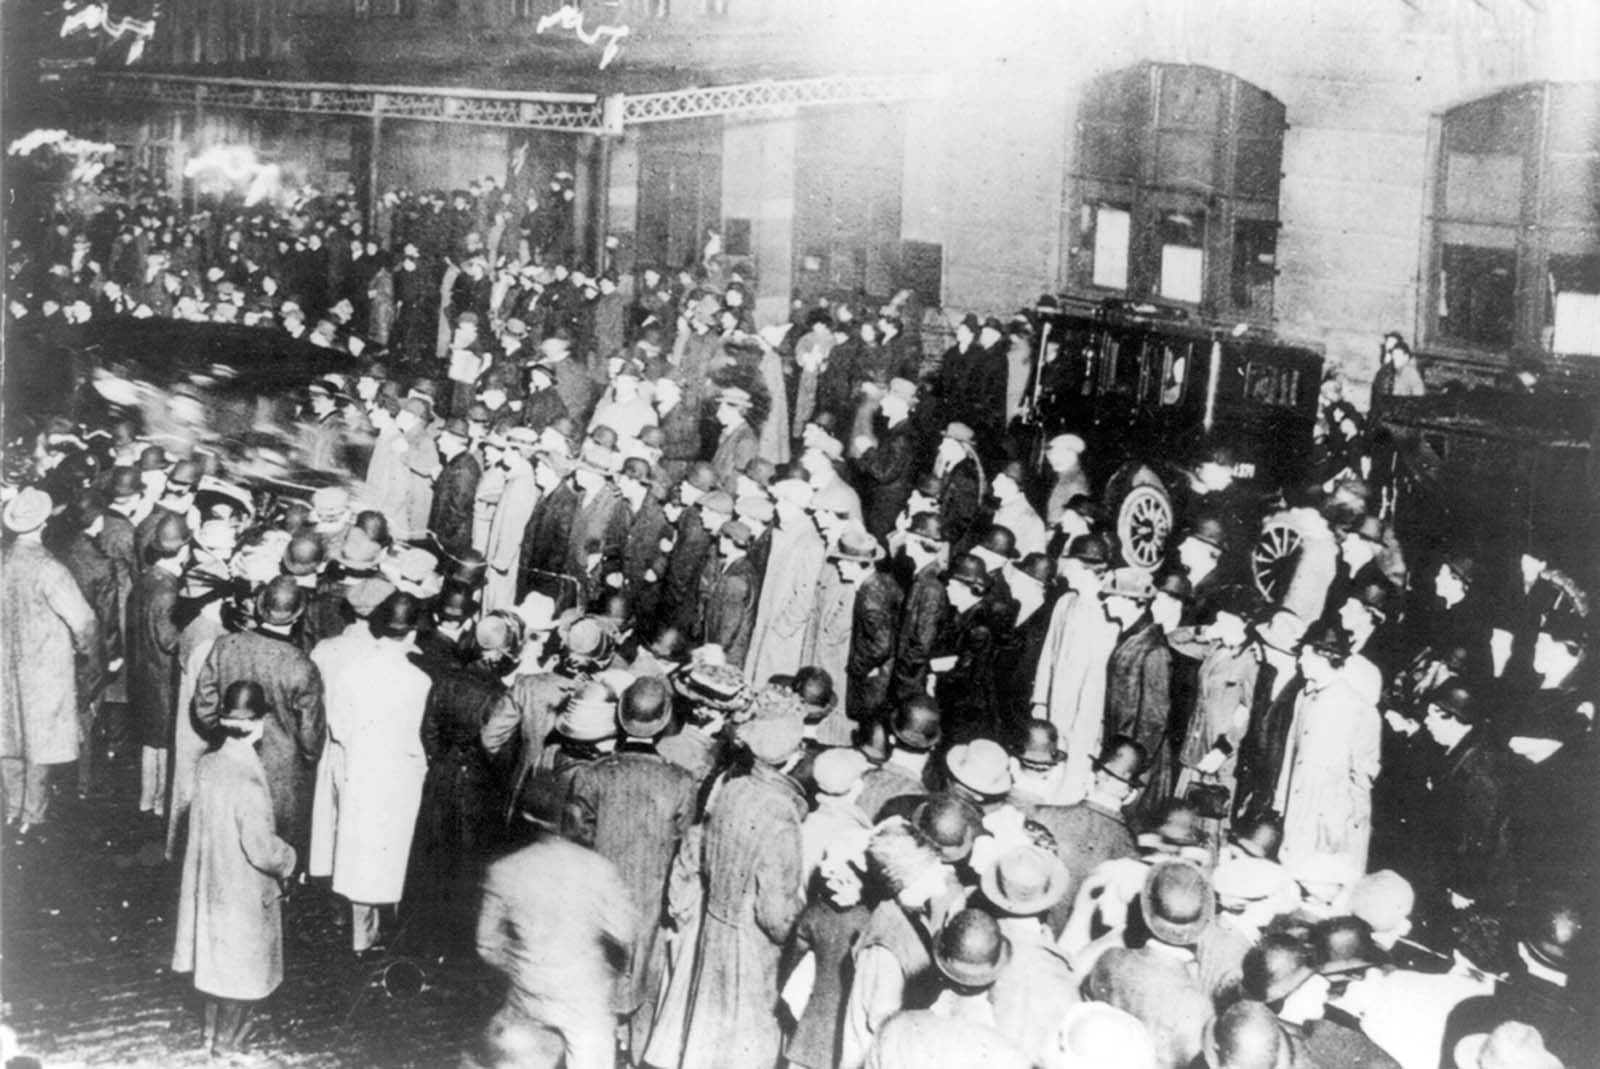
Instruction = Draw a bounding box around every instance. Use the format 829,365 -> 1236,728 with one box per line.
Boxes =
1,758 -> 52,825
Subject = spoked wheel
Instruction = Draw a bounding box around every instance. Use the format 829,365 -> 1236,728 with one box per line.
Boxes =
1253,519 -> 1304,601
1117,484 -> 1174,571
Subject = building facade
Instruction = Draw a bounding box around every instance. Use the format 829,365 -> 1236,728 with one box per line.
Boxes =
49,0 -> 1600,397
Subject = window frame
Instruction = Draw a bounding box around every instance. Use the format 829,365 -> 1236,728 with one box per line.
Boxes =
1065,62 -> 1286,324
1423,81 -> 1600,360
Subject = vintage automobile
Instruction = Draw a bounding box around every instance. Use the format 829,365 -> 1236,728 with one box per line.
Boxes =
1023,296 -> 1326,572
1373,372 -> 1600,592
7,317 -> 368,499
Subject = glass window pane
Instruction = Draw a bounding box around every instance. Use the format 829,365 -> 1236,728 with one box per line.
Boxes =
1444,153 -> 1523,223
1549,253 -> 1600,356
1232,219 -> 1277,317
1158,210 -> 1205,303
1438,244 -> 1517,348
1092,204 -> 1131,290
1543,155 -> 1600,226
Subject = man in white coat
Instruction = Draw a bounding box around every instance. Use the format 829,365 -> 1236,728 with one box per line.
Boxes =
745,470 -> 823,685
1030,533 -> 1119,804
483,428 -> 542,611
320,592 -> 433,954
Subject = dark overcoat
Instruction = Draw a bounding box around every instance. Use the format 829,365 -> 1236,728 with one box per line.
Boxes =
847,570 -> 902,722
127,565 -> 182,747
1104,616 -> 1174,818
890,562 -> 946,706
680,762 -> 807,1069
430,449 -> 482,559
192,628 -> 326,856
565,743 -> 696,1025
854,419 -> 918,539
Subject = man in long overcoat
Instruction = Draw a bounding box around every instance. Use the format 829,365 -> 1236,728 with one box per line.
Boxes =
1,489 -> 102,828
695,520 -> 759,669
562,445 -> 631,611
1099,568 -> 1174,823
127,511 -> 189,815
890,515 -> 949,706
429,417 -> 481,559
563,677 -> 696,1053
745,474 -> 824,685
483,431 -> 541,611
516,450 -> 580,605
617,458 -> 671,620
54,492 -> 125,796
679,712 -> 807,1069
193,577 -> 327,860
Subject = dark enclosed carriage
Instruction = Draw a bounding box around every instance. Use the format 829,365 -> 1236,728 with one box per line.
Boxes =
1025,297 -> 1324,571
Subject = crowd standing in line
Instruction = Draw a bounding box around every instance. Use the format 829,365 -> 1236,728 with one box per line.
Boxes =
2,166 -> 1597,1069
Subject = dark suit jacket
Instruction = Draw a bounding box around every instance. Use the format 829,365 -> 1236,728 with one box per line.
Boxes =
127,565 -> 181,747
848,570 -> 903,721
855,420 -> 918,538
665,509 -> 714,633
698,555 -> 758,668
429,450 -> 481,558
518,481 -> 580,604
1105,617 -> 1173,766
622,496 -> 672,597
891,562 -> 947,705
1085,947 -> 1211,1069
1428,732 -> 1513,906
1232,664 -> 1304,823
564,482 -> 630,609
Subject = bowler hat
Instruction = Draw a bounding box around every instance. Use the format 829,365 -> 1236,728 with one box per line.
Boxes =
1064,532 -> 1113,566
981,844 -> 1072,917
890,697 -> 942,752
139,445 -> 170,471
1314,916 -> 1382,975
371,591 -> 423,638
434,583 -> 479,623
1140,859 -> 1215,947
738,706 -> 805,766
562,615 -> 616,664
107,465 -> 142,500
734,494 -> 774,525
282,532 -> 325,577
719,519 -> 754,549
439,417 -> 471,441
1351,579 -> 1398,622
699,489 -> 735,518
1183,514 -> 1229,552
337,527 -> 383,572
942,553 -> 991,594
619,676 -> 673,739
933,908 -> 1011,988
1347,870 -> 1414,936
945,739 -> 1011,797
913,795 -> 981,863
1425,680 -> 1480,724
976,525 -> 1019,560
167,458 -> 203,490
256,575 -> 306,626
151,511 -> 192,555
1299,620 -> 1354,661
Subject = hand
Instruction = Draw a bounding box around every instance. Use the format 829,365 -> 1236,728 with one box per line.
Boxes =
929,655 -> 957,673
1196,747 -> 1227,775
605,572 -> 623,589
1449,891 -> 1475,911
644,569 -> 658,583
106,658 -> 125,675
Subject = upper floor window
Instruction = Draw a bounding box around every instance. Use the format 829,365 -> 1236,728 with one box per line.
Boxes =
1427,82 -> 1600,359
1067,63 -> 1286,324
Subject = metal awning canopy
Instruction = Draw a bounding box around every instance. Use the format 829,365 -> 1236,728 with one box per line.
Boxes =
61,70 -> 943,134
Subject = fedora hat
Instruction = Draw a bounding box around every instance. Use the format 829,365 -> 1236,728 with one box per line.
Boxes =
946,739 -> 1012,797
933,908 -> 1011,989
942,553 -> 991,594
1453,1022 -> 1563,1069
516,592 -> 560,634
1314,916 -> 1382,976
1101,567 -> 1155,601
337,527 -> 383,572
1140,859 -> 1215,947
1064,532 -> 1113,566
562,615 -> 616,664
829,526 -> 884,563
256,575 -> 306,627
619,676 -> 673,739
1017,721 -> 1066,771
2,487 -> 52,534
941,422 -> 976,444
813,747 -> 871,796
981,844 -> 1072,917
1253,609 -> 1305,655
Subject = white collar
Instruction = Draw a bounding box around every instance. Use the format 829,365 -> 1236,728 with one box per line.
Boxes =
1519,943 -> 1568,987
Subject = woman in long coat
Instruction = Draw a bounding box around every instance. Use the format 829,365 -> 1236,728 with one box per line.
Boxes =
321,599 -> 432,947
1274,629 -> 1381,874
172,684 -> 297,1056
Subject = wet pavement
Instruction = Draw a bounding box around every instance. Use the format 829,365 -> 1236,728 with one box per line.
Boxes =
2,745 -> 504,1067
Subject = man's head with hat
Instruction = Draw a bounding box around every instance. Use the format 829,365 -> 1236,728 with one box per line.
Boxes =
982,844 -> 1072,919
1533,608 -> 1587,689
1213,855 -> 1297,933
830,525 -> 884,584
932,907 -> 1010,992
1099,566 -> 1155,629
1058,531 -> 1112,593
1088,734 -> 1148,810
2,487 -> 53,539
913,795 -> 981,865
1252,607 -> 1305,664
698,489 -> 736,534
1296,621 -> 1353,685
1140,859 -> 1214,948
970,524 -> 1018,575
619,675 -> 673,740
717,519 -> 753,560
880,377 -> 918,424
813,747 -> 870,804
790,666 -> 836,726
942,553 -> 990,612
1045,433 -> 1086,476
736,699 -> 804,768
1178,512 -> 1229,581
890,695 -> 942,756
935,422 -> 977,474
945,739 -> 1012,802
438,416 -> 472,459
1422,678 -> 1482,752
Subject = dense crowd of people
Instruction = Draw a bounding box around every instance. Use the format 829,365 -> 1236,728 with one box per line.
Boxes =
2,172 -> 1597,1069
